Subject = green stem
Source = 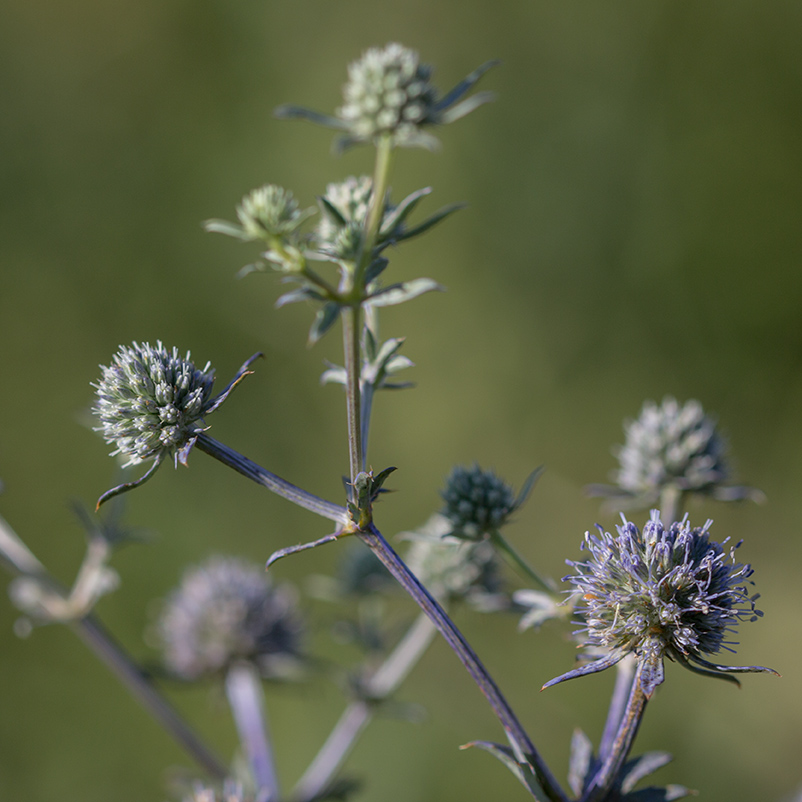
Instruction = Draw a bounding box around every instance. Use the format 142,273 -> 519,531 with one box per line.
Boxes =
343,305 -> 363,483
659,484 -> 684,525
292,612 -> 437,802
489,530 -> 558,593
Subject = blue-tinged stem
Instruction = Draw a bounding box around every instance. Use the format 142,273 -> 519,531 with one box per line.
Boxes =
357,523 -> 568,802
582,660 -> 649,802
292,612 -> 437,802
195,434 -> 348,525
0,514 -> 227,779
226,661 -> 279,800
598,654 -> 637,763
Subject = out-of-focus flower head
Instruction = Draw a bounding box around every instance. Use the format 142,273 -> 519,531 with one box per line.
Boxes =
587,397 -> 764,510
157,556 -> 303,681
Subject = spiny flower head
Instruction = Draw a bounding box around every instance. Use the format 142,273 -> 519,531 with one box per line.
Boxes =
235,184 -> 313,241
157,556 -> 303,681
338,43 -> 439,144
587,397 -> 763,509
93,341 -> 216,468
275,44 -> 497,151
544,512 -> 775,697
441,464 -> 517,540
617,397 -> 727,497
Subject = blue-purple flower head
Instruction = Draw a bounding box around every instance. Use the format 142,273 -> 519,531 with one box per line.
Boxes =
544,512 -> 776,697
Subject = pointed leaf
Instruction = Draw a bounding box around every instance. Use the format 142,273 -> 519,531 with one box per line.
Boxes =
395,129 -> 442,151
459,741 -> 549,801
317,195 -> 349,228
203,219 -> 250,240
236,262 -> 268,279
320,362 -> 347,386
380,187 -> 432,234
542,650 -> 626,690
273,104 -> 349,130
438,91 -> 498,124
621,752 -> 673,794
568,729 -> 595,797
513,466 -> 545,512
365,278 -> 444,308
308,302 -> 342,345
435,59 -> 500,112
393,203 -> 466,242
370,466 -> 397,498
363,257 -> 389,286
276,286 -> 325,308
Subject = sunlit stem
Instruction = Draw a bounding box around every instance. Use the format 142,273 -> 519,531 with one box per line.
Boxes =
598,654 -> 637,763
195,434 -> 348,525
226,661 -> 279,800
292,612 -> 437,802
488,529 -> 557,593
343,133 -> 395,481
659,484 -> 684,525
357,523 -> 569,802
582,661 -> 649,802
0,515 -> 227,780
343,306 -> 363,483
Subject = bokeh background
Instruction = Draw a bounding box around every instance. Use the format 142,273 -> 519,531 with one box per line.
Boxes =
1,1 -> 801,800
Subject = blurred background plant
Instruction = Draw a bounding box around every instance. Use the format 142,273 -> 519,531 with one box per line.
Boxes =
1,1 -> 800,801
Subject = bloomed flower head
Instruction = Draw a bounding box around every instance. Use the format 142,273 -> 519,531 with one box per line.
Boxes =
157,556 -> 303,681
93,341 -> 216,468
543,512 -> 775,697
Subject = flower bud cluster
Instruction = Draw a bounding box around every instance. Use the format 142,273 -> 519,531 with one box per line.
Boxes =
157,557 -> 303,680
236,184 -> 309,241
440,464 -> 516,540
615,397 -> 728,499
338,43 -> 438,144
93,341 -> 215,467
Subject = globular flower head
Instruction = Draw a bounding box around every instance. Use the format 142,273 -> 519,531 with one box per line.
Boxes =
338,43 -> 438,145
275,43 -> 497,151
441,464 -> 517,540
157,556 -> 303,681
544,512 -> 775,697
587,397 -> 763,509
92,343 -> 258,508
235,184 -> 313,242
93,341 -> 216,469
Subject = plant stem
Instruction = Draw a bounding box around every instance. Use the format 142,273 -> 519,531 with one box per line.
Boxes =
357,523 -> 568,802
489,530 -> 557,593
659,484 -> 684,525
343,305 -> 363,482
226,661 -> 279,800
582,660 -> 649,802
0,514 -> 227,779
597,654 -> 637,763
195,434 -> 348,525
292,612 -> 437,802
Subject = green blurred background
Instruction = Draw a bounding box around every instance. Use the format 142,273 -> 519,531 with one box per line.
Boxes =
1,1 -> 801,800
